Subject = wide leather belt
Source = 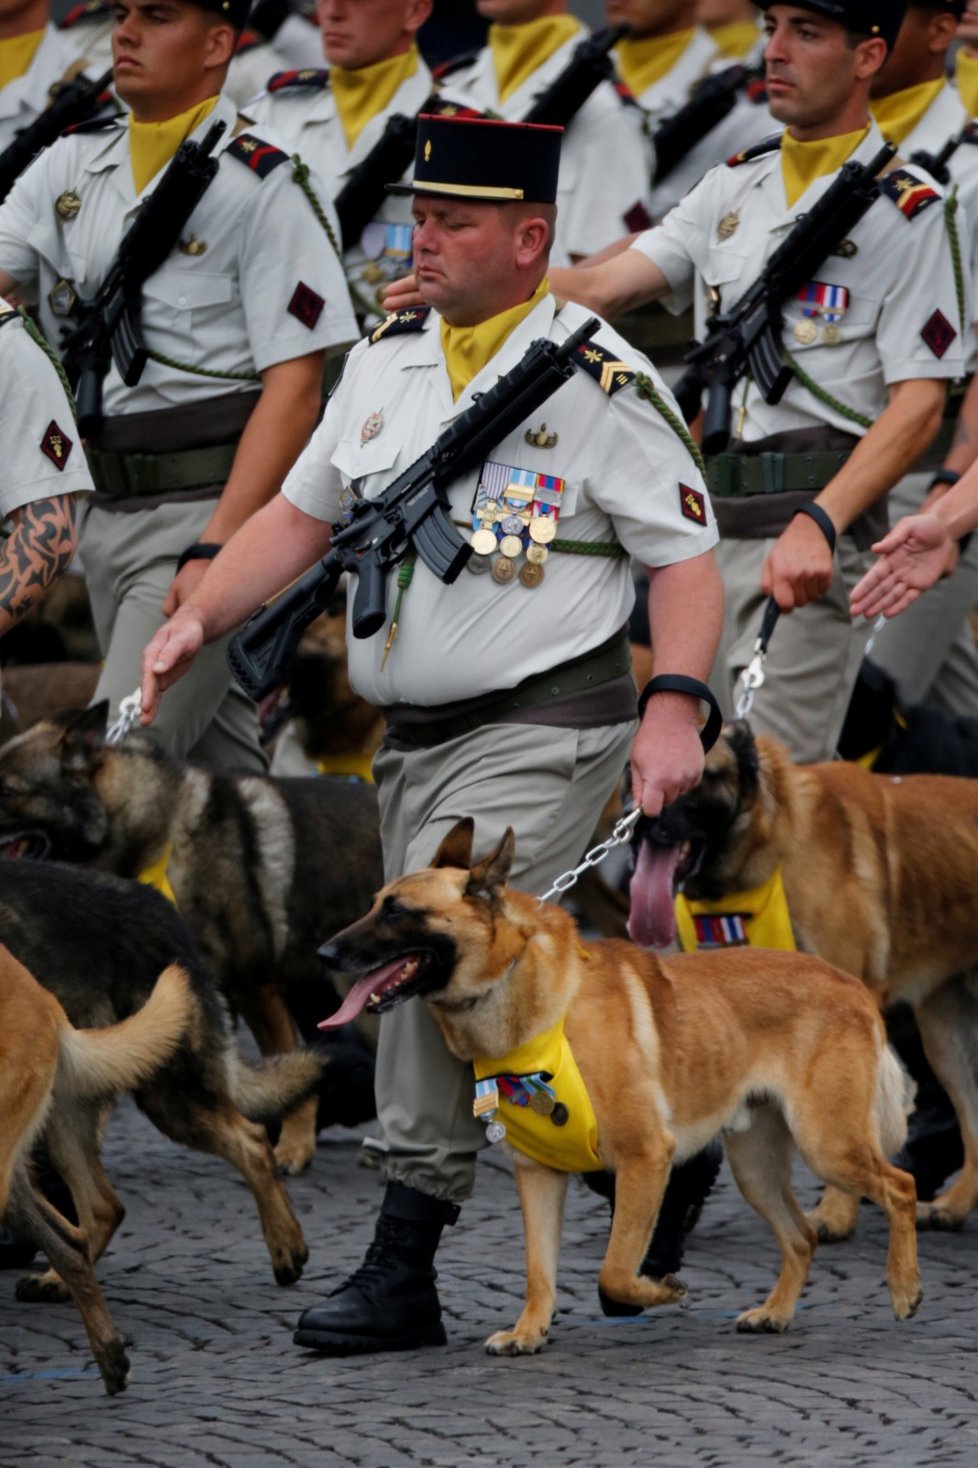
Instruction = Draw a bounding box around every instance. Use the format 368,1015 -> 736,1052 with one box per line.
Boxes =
707,450 -> 852,497
86,441 -> 238,499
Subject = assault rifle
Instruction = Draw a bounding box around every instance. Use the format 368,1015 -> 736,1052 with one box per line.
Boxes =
227,315 -> 600,700
522,22 -> 629,128
61,119 -> 227,438
672,140 -> 896,455
651,62 -> 762,186
910,131 -> 964,187
334,108 -> 420,253
0,67 -> 114,204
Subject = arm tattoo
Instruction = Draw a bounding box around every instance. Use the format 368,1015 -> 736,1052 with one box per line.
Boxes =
0,494 -> 78,633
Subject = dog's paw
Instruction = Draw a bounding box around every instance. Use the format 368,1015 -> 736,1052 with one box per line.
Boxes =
916,1201 -> 965,1232
890,1279 -> 923,1321
735,1306 -> 790,1334
15,1270 -> 70,1304
98,1338 -> 131,1396
274,1138 -> 315,1176
597,1272 -> 686,1313
485,1326 -> 547,1356
805,1202 -> 857,1244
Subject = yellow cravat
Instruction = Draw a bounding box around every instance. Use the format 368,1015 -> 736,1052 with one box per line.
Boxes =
708,21 -> 761,59
615,29 -> 695,96
871,78 -> 947,146
781,125 -> 868,208
488,16 -> 581,104
0,28 -> 45,90
955,49 -> 978,118
675,868 -> 797,953
331,45 -> 419,150
128,95 -> 219,195
441,278 -> 549,403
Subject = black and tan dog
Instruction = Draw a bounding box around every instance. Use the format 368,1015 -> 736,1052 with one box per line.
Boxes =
317,819 -> 921,1355
629,721 -> 978,1241
0,701 -> 382,1172
0,944 -> 190,1394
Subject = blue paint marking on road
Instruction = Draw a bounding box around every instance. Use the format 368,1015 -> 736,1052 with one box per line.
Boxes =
0,1363 -> 100,1383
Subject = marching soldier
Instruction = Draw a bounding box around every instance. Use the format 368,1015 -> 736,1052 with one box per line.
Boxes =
0,0 -> 356,771
0,0 -> 109,152
548,0 -> 967,764
138,113 -> 723,1355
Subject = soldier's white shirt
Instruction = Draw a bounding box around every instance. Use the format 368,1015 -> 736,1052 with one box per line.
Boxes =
634,120 -> 967,443
438,27 -> 653,264
0,25 -> 101,152
897,83 -> 978,315
0,299 -> 93,516
648,83 -> 777,224
250,58 -> 433,320
0,93 -> 357,418
283,295 -> 716,708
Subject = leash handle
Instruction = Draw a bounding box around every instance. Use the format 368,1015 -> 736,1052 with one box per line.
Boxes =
637,674 -> 723,752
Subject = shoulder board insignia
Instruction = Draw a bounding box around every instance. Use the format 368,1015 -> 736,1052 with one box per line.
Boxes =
614,80 -> 639,109
62,112 -> 123,137
745,78 -> 768,105
227,133 -> 290,178
426,97 -> 484,121
574,339 -> 635,396
961,121 -> 978,146
882,168 -> 941,220
58,0 -> 111,29
267,68 -> 330,94
432,50 -> 480,82
235,29 -> 263,56
369,308 -> 430,345
297,0 -> 317,17
727,132 -> 781,167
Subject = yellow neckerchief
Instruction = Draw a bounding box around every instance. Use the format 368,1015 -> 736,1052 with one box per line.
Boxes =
331,45 -> 419,150
473,1014 -> 602,1172
0,28 -> 44,90
675,867 -> 796,952
441,277 -> 549,403
870,78 -> 947,147
781,124 -> 869,208
128,94 -> 219,195
489,15 -> 581,104
708,21 -> 761,59
315,753 -> 375,783
137,841 -> 178,907
614,28 -> 696,96
955,48 -> 978,118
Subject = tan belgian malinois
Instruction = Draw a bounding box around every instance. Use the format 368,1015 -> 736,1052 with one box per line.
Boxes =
318,819 -> 922,1355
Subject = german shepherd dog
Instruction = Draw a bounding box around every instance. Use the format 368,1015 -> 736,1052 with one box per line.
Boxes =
0,702 -> 383,1172
0,860 -> 321,1289
629,720 -> 978,1241
0,944 -> 190,1394
317,820 -> 921,1354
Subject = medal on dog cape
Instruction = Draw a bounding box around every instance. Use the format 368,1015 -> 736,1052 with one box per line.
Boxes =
474,1078 -> 506,1144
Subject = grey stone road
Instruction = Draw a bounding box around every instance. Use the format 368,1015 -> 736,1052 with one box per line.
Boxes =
2,1097 -> 976,1468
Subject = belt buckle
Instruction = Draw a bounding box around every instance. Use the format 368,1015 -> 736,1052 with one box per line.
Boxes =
759,453 -> 784,495
126,453 -> 160,497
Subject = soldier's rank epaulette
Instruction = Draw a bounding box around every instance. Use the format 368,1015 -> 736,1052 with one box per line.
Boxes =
432,51 -> 479,83
58,0 -> 111,29
614,80 -> 640,110
426,97 -> 484,121
882,168 -> 941,220
574,339 -> 635,396
961,121 -> 978,147
745,78 -> 768,105
267,68 -> 329,94
62,112 -> 123,137
227,133 -> 289,178
235,29 -> 263,56
727,132 -> 781,167
369,308 -> 430,344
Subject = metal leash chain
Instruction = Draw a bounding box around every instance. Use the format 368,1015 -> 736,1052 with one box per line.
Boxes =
105,688 -> 142,745
537,806 -> 642,906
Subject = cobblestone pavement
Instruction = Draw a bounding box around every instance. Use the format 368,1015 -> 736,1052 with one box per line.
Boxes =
2,1096 -> 976,1468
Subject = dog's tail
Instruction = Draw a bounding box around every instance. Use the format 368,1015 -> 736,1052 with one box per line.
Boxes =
876,1042 -> 913,1159
226,1049 -> 326,1123
54,963 -> 192,1103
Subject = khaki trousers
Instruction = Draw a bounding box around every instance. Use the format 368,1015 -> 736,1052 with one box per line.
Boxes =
369,717 -> 635,1202
79,499 -> 266,772
710,535 -> 874,764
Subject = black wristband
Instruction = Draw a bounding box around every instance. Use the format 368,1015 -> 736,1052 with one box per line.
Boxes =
930,468 -> 961,491
637,675 -> 723,753
791,502 -> 836,552
176,542 -> 222,574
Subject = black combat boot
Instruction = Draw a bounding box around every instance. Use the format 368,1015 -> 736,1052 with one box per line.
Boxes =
293,1181 -> 460,1355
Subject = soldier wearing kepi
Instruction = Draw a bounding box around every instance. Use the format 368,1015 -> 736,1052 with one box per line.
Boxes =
549,0 -> 966,764
138,113 -> 724,1355
0,0 -> 356,771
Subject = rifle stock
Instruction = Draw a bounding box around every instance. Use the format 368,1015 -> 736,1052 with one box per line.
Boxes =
651,63 -> 760,186
521,23 -> 629,128
0,67 -> 114,204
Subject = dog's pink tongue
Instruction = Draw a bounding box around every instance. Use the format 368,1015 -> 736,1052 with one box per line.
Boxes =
627,843 -> 681,949
317,960 -> 407,1030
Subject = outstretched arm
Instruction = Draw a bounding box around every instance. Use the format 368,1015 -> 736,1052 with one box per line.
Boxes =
850,467 -> 978,618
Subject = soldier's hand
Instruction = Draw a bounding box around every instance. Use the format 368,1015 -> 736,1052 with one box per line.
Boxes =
380,273 -> 423,314
849,512 -> 952,619
629,693 -> 705,817
761,514 -> 834,611
163,558 -> 210,617
140,611 -> 206,724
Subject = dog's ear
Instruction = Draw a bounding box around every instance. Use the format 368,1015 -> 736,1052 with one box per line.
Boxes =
58,701 -> 110,768
726,719 -> 759,797
466,827 -> 516,903
432,818 -> 475,871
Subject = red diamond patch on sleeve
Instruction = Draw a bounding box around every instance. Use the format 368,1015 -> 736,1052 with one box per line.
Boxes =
921,309 -> 956,359
288,281 -> 325,330
40,420 -> 73,471
679,483 -> 706,523
623,201 -> 653,233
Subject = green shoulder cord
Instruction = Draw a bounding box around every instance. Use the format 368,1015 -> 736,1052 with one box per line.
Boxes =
16,308 -> 78,419
633,371 -> 706,474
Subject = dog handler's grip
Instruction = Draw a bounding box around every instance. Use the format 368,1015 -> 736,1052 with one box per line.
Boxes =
637,675 -> 723,752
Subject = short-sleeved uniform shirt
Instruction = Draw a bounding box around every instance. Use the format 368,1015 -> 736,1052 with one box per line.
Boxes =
0,93 -> 358,416
282,295 -> 717,709
632,121 -> 968,443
